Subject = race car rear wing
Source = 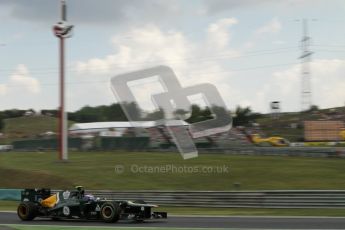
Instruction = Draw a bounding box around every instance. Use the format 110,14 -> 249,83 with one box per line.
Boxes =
21,189 -> 51,203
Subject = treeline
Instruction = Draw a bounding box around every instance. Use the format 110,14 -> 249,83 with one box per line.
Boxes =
66,103 -> 261,125
0,103 -> 262,130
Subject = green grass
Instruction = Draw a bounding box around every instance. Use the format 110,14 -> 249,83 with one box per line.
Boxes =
0,201 -> 17,211
2,201 -> 345,217
4,116 -> 58,138
0,116 -> 74,144
159,206 -> 345,217
1,151 -> 345,190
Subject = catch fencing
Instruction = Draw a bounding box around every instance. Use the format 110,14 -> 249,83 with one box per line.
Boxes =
2,189 -> 345,209
87,190 -> 345,209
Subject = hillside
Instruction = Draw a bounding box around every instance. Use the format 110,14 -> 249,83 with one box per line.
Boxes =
1,151 -> 345,190
0,116 -> 74,144
1,106 -> 344,144
256,107 -> 345,142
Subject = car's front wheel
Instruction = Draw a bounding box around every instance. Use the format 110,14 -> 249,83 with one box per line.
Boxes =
100,202 -> 120,223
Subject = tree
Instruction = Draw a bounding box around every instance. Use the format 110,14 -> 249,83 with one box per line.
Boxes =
104,103 -> 127,121
232,106 -> 261,126
145,108 -> 165,120
2,109 -> 26,118
173,108 -> 190,120
0,113 -> 4,131
121,102 -> 142,121
308,105 -> 319,112
186,105 -> 214,123
68,102 -> 142,123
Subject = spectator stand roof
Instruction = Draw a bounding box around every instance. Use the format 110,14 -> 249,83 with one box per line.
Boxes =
69,121 -> 189,134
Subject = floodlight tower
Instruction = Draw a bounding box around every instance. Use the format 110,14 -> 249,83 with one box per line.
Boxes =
299,19 -> 313,111
53,0 -> 73,161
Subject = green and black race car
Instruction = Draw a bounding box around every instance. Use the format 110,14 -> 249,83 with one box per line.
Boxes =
17,186 -> 167,223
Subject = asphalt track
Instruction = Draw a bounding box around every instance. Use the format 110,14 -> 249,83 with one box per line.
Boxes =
1,212 -> 345,229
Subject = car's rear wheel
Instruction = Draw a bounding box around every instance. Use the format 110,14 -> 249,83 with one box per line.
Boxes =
100,202 -> 120,223
17,202 -> 37,221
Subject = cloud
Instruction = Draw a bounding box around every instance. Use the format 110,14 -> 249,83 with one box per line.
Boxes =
203,0 -> 274,14
254,59 -> 345,112
0,0 -> 181,26
76,24 -> 191,74
202,0 -> 324,14
0,65 -> 41,110
255,18 -> 281,36
75,24 -> 195,111
2,0 -> 322,24
72,17 -> 345,113
272,40 -> 286,45
0,84 -> 7,95
9,64 -> 40,94
207,18 -> 238,49
75,18 -> 240,112
76,18 -> 239,77
243,18 -> 282,50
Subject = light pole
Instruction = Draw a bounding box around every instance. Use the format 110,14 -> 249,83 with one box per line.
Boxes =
53,0 -> 73,161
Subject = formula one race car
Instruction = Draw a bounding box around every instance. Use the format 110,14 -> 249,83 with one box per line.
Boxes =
17,186 -> 167,223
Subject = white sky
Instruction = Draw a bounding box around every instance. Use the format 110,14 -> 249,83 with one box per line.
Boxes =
0,0 -> 345,113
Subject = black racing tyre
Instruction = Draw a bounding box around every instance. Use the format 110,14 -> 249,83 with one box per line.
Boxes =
17,202 -> 37,221
100,202 -> 120,223
133,200 -> 146,204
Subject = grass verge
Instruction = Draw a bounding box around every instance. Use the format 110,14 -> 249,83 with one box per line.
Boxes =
1,201 -> 345,217
1,151 -> 345,190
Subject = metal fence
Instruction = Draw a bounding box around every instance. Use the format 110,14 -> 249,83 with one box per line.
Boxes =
86,190 -> 345,209
3,189 -> 345,208
197,146 -> 345,158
